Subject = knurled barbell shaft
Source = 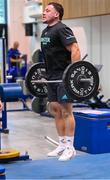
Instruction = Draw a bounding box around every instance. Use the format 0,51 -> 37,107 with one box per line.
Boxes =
31,80 -> 62,83
31,78 -> 92,84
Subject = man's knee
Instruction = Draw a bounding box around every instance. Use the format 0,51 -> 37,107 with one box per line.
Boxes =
50,102 -> 62,117
62,109 -> 70,119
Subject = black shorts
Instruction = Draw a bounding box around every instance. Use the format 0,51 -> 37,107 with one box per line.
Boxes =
47,82 -> 73,103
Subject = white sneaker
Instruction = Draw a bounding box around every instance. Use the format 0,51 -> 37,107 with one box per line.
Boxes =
47,146 -> 65,157
58,147 -> 76,161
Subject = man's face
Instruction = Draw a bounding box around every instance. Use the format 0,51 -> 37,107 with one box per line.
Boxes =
42,4 -> 59,24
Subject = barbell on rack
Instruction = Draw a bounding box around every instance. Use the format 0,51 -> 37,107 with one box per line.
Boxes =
25,61 -> 99,101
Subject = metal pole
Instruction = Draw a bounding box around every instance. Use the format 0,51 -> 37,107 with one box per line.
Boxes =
31,78 -> 92,83
31,80 -> 62,83
0,132 -> 1,150
2,37 -> 6,83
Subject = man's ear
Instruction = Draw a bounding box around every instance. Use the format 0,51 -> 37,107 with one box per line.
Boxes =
55,11 -> 59,18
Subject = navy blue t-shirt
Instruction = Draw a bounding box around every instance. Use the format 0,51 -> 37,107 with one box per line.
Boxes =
41,22 -> 77,79
8,48 -> 21,67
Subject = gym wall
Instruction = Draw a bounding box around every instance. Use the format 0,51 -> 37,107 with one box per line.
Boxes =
42,0 -> 110,19
7,0 -> 31,60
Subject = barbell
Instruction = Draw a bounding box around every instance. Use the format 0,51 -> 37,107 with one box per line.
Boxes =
25,61 -> 99,101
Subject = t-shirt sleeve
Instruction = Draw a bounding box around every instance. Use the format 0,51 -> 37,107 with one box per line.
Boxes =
58,26 -> 77,46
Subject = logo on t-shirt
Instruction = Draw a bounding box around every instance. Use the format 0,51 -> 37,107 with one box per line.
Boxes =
41,37 -> 50,45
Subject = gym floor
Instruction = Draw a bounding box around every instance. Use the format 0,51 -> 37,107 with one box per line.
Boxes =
1,100 -> 59,160
1,100 -> 110,179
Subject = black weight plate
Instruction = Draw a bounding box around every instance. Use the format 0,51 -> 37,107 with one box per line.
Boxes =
32,49 -> 41,63
25,62 -> 48,97
63,61 -> 99,101
32,97 -> 46,113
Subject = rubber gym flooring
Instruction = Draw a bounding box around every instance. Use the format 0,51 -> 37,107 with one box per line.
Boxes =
1,101 -> 110,179
3,153 -> 110,179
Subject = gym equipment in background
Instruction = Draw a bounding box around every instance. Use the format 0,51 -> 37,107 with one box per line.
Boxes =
32,49 -> 43,64
0,124 -> 30,163
31,97 -> 47,114
7,54 -> 28,83
0,83 -> 31,133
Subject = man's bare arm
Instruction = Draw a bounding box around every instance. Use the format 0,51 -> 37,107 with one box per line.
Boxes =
66,43 -> 81,63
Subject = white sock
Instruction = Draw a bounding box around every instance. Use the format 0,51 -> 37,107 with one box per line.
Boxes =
66,136 -> 74,149
58,136 -> 66,148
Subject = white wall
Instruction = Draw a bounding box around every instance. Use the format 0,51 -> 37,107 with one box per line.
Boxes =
7,0 -> 31,60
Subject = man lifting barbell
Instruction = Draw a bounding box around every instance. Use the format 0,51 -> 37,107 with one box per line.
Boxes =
41,2 -> 80,161
26,2 -> 99,161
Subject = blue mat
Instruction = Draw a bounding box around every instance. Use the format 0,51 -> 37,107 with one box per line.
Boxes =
3,153 -> 110,179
